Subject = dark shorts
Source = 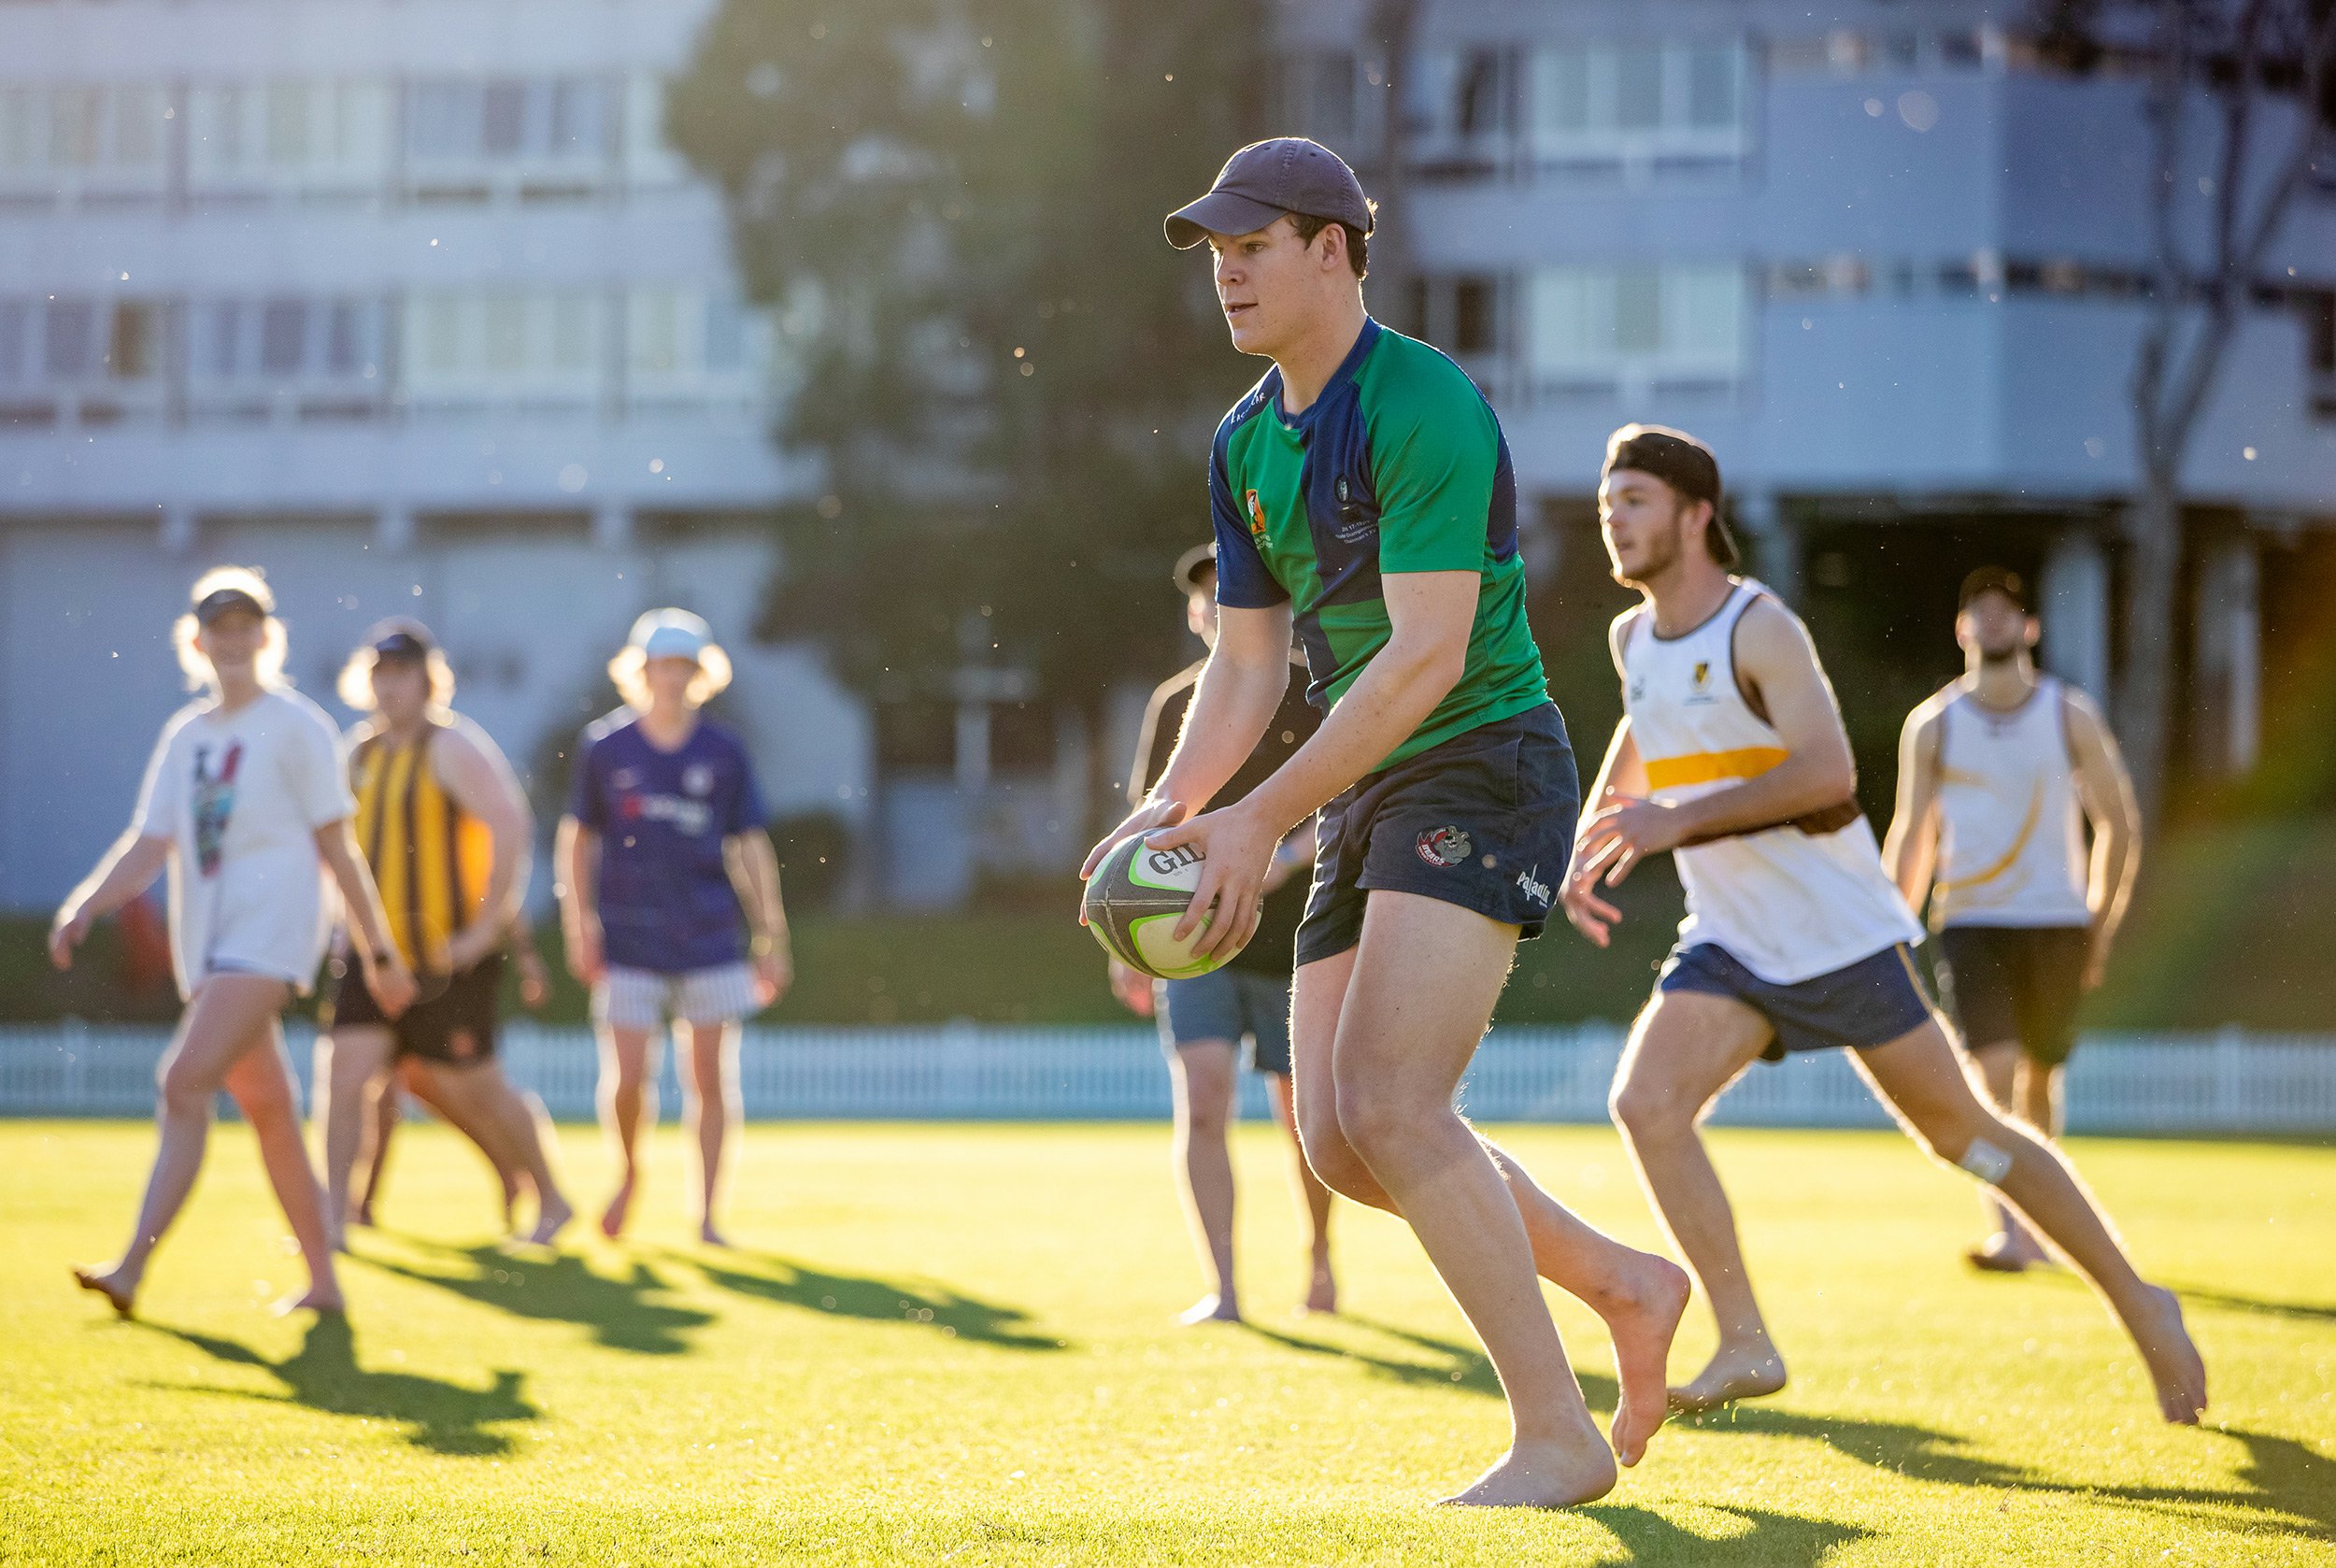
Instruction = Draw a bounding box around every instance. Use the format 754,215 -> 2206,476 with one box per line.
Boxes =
1295,705 -> 1577,968
1936,924 -> 2089,1067
1157,967 -> 1293,1076
1659,941 -> 1937,1060
324,951 -> 504,1067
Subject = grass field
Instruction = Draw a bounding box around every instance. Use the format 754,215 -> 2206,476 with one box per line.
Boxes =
3,1119 -> 2331,1565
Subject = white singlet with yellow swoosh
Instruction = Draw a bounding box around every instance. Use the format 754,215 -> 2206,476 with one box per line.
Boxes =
1620,578 -> 1922,984
1930,677 -> 2090,929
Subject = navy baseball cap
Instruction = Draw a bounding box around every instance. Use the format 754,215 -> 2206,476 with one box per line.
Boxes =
363,618 -> 436,663
1164,138 -> 1375,249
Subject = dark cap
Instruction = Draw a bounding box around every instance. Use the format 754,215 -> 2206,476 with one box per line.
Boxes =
1958,566 -> 2031,614
193,586 -> 268,625
363,617 -> 437,663
1164,138 -> 1375,250
1602,424 -> 1737,567
1173,542 -> 1218,593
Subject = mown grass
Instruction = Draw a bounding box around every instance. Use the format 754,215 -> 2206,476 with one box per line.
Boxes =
2,1119 -> 2331,1565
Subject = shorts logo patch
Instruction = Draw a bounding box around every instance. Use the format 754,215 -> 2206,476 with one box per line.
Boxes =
1416,826 -> 1472,867
1516,865 -> 1553,907
1245,489 -> 1269,543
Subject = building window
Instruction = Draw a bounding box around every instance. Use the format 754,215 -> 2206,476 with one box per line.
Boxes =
0,83 -> 168,197
188,80 -> 392,194
188,295 -> 385,419
1403,47 -> 1515,177
626,289 -> 771,406
1526,42 -> 1749,168
1526,264 -> 1745,392
1408,275 -> 1503,363
401,290 -> 607,406
406,78 -> 614,194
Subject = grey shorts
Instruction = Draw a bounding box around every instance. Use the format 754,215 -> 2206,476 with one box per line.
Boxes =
593,962 -> 759,1031
1156,967 -> 1293,1076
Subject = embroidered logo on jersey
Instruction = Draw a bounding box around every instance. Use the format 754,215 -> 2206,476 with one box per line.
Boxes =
1687,660 -> 1720,706
1416,826 -> 1473,867
192,741 -> 244,878
682,763 -> 716,798
1245,489 -> 1269,543
1516,865 -> 1553,907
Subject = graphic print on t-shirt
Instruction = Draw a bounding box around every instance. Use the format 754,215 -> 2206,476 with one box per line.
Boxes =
191,741 -> 244,877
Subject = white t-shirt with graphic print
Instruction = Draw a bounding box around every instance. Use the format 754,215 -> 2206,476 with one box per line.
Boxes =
130,687 -> 356,1000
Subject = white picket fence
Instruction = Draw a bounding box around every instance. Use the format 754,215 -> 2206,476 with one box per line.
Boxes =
2,1021 -> 2333,1133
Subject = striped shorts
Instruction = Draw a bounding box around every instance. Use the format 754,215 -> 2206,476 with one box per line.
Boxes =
594,962 -> 760,1031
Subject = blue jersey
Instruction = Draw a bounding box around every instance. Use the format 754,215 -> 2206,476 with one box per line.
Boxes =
568,711 -> 768,974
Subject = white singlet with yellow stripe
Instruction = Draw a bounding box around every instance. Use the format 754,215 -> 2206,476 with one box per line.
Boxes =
1620,579 -> 1922,984
1930,677 -> 2090,929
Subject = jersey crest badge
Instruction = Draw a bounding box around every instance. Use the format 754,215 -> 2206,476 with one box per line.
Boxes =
1416,826 -> 1473,867
1245,488 -> 1268,542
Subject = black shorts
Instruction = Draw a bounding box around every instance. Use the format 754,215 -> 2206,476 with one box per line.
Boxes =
1659,941 -> 1937,1060
1935,924 -> 2088,1067
324,950 -> 505,1067
1295,704 -> 1577,967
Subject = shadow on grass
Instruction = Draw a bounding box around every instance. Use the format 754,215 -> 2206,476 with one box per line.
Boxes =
1244,1315 -> 1623,1415
1686,1403 -> 2336,1547
2171,1283 -> 2336,1325
671,1247 -> 1063,1352
1583,1504 -> 1874,1567
140,1314 -> 535,1456
363,1240 -> 712,1355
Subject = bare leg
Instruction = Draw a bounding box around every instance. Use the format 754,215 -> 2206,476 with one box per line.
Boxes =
1265,1070 -> 1336,1314
314,1025 -> 393,1251
1965,1041 -> 2044,1268
74,975 -> 292,1316
1606,990 -> 1788,1414
223,1026 -> 343,1313
1855,1019 -> 2207,1423
353,1079 -> 402,1227
401,1057 -> 523,1232
681,1019 -> 739,1246
1167,1039 -> 1242,1322
1309,893 -> 1616,1507
414,1062 -> 574,1245
596,1023 -> 657,1239
2016,1057 -> 2064,1138
1294,949 -> 1685,1470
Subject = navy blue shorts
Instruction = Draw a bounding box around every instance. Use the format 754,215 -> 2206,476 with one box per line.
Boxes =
1295,704 -> 1578,968
1157,967 -> 1293,1076
1659,941 -> 1937,1060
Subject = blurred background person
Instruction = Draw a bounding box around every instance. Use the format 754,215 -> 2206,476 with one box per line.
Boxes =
1116,544 -> 1336,1324
1883,569 -> 2142,1272
51,567 -> 415,1317
316,620 -> 574,1249
558,610 -> 793,1245
349,922 -> 553,1235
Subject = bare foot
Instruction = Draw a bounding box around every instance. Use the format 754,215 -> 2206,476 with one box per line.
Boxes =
1178,1294 -> 1241,1326
72,1265 -> 136,1319
1668,1344 -> 1787,1415
598,1176 -> 635,1240
1594,1250 -> 1691,1465
2129,1285 -> 2208,1425
274,1284 -> 344,1316
1438,1438 -> 1617,1508
698,1219 -> 729,1248
527,1192 -> 575,1248
1302,1263 -> 1338,1316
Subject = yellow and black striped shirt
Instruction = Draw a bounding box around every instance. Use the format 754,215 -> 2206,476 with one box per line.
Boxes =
350,721 -> 493,970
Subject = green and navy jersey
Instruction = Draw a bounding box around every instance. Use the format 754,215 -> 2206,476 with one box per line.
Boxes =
1208,318 -> 1548,768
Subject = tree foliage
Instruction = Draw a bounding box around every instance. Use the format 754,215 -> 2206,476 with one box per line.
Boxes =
666,0 -> 1266,711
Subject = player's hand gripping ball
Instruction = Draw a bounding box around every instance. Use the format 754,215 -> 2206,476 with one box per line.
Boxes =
1082,834 -> 1248,980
